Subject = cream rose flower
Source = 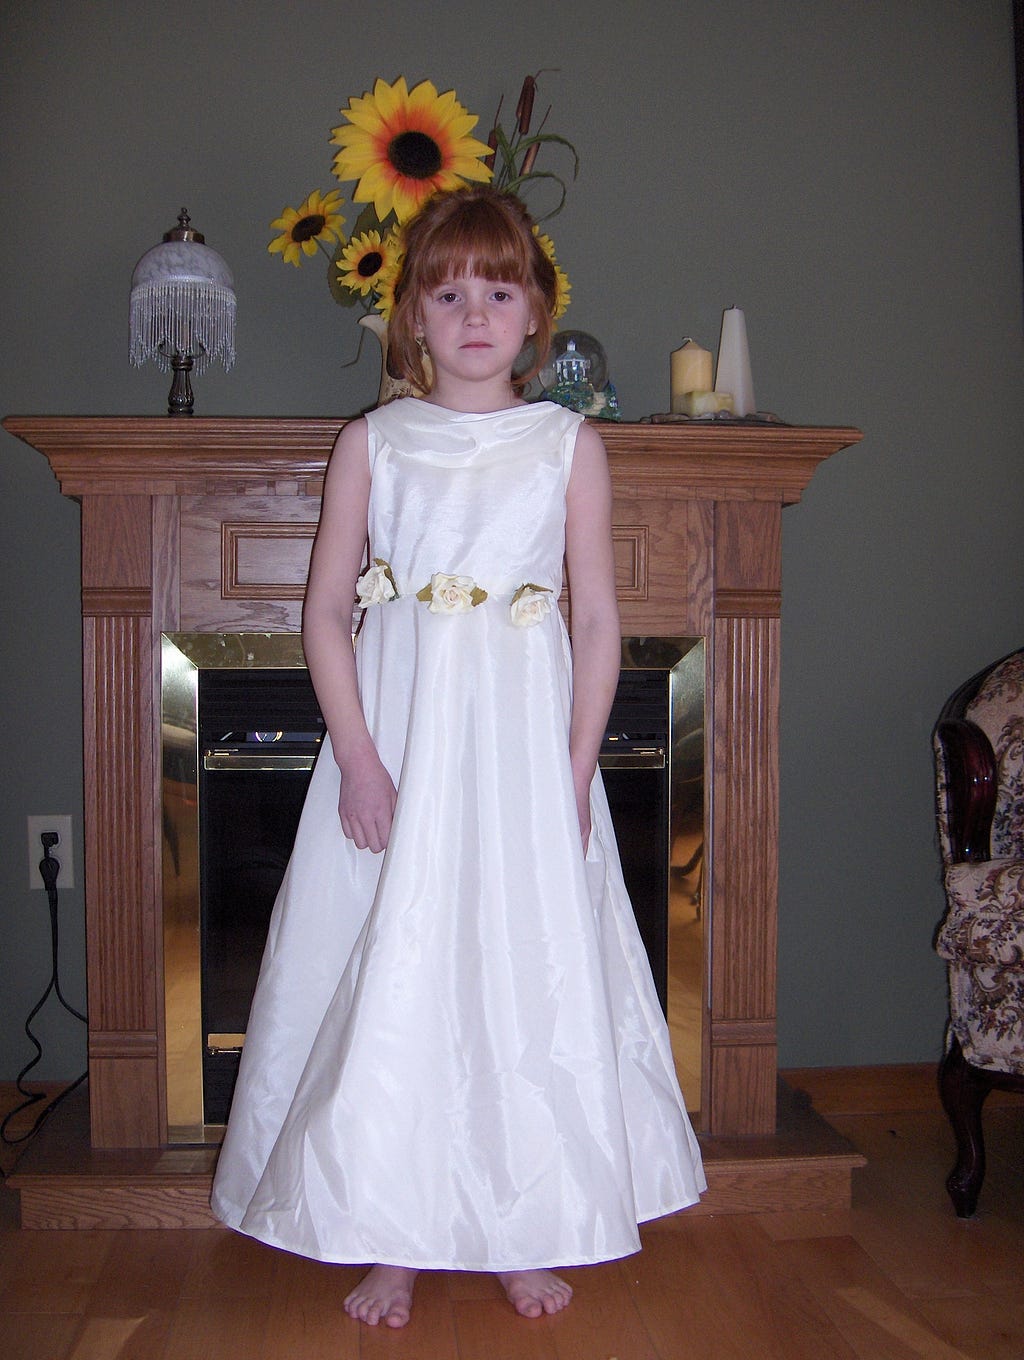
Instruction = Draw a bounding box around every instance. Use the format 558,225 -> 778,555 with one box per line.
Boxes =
509,583 -> 553,627
416,572 -> 488,613
355,558 -> 398,606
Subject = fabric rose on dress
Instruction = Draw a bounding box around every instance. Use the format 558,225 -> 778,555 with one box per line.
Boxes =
355,558 -> 398,606
510,583 -> 553,627
416,572 -> 488,613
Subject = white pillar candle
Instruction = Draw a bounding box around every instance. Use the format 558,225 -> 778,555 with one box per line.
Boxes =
670,338 -> 713,412
715,308 -> 756,417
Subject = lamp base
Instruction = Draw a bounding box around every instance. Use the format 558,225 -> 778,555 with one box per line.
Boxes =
167,353 -> 194,416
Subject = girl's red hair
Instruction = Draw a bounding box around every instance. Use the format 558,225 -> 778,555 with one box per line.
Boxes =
387,185 -> 557,393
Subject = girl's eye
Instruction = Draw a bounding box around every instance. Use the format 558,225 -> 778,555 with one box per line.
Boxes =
436,291 -> 459,303
492,290 -> 513,302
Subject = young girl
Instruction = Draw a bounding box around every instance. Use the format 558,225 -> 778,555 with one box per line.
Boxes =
211,184 -> 705,1328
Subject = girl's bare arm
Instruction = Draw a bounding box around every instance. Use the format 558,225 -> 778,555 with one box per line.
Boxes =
302,419 -> 397,853
564,421 -> 621,848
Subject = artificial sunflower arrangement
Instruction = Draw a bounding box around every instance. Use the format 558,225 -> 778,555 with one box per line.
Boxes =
268,73 -> 576,337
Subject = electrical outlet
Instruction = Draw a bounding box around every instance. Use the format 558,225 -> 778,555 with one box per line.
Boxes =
27,815 -> 75,889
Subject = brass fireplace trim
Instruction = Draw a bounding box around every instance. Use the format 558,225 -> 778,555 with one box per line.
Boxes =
161,631 -> 705,1143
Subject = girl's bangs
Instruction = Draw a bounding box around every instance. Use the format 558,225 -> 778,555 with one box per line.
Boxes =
419,210 -> 532,290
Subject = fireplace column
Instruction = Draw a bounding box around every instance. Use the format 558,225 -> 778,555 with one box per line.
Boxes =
81,492 -> 162,1147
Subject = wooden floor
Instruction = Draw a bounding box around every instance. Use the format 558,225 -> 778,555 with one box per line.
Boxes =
1,1068 -> 1021,1360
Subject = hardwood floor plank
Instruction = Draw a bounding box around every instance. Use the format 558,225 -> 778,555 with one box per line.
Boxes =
834,1287 -> 975,1360
750,1207 -> 853,1242
829,1112 -> 1024,1301
160,1294 -> 275,1360
260,1253 -> 361,1360
914,1291 -> 1024,1360
781,1065 -> 1020,1116
550,1260 -> 660,1360
775,1234 -> 969,1360
452,1297 -> 560,1360
84,1228 -> 195,1314
631,1220 -> 859,1359
66,1312 -> 172,1360
177,1225 -> 286,1300
442,1268 -> 504,1301
4,1313 -> 82,1360
0,1228 -> 112,1315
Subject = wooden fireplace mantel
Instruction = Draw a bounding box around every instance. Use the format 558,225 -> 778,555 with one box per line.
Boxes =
4,413 -> 863,1224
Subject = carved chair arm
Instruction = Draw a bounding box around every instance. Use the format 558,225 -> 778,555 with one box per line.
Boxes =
935,717 -> 997,864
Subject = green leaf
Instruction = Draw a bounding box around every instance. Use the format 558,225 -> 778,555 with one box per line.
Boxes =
351,203 -> 394,238
503,170 -> 570,221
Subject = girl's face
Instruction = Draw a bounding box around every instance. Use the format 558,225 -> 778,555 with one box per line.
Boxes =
416,275 -> 537,393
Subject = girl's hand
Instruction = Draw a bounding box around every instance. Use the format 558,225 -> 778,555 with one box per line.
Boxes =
338,752 -> 398,853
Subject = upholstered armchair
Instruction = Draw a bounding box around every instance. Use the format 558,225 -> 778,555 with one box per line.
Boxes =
933,648 -> 1024,1216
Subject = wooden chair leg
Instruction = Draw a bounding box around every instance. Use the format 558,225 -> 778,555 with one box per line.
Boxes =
938,1035 -> 992,1217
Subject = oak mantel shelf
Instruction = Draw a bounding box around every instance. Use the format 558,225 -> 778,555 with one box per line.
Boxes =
4,411 -> 864,1226
4,415 -> 860,503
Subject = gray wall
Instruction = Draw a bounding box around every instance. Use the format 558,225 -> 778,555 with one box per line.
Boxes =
2,1 -> 1022,1080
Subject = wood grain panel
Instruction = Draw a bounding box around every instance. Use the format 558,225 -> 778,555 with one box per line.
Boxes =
83,614 -> 155,1037
708,1044 -> 777,1138
179,495 -> 322,631
611,523 -> 648,598
712,614 -> 779,1020
152,496 -> 181,633
715,500 -> 781,592
709,612 -> 779,1135
17,1182 -> 219,1230
81,495 -> 152,589
87,1057 -> 161,1149
686,499 -> 715,636
612,497 -> 699,634
220,521 -> 317,599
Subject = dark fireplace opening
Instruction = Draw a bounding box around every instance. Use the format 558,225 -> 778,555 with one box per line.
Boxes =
196,665 -> 677,1127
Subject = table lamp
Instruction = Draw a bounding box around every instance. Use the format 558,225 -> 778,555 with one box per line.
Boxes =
129,209 -> 236,415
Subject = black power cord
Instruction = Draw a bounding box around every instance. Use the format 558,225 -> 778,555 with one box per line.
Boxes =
1,832 -> 88,1161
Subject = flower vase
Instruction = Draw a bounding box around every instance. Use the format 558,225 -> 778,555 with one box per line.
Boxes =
359,314 -> 427,407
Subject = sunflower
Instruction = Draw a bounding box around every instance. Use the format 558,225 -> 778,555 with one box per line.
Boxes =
372,264 -> 402,323
331,76 -> 492,223
335,229 -> 403,296
268,189 -> 346,267
535,230 -> 571,320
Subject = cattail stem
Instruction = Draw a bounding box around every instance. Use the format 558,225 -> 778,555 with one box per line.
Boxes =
515,75 -> 536,135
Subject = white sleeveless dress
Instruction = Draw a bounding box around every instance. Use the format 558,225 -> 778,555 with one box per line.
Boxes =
210,398 -> 705,1269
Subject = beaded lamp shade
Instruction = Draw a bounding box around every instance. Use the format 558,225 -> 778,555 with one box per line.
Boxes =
129,209 -> 236,414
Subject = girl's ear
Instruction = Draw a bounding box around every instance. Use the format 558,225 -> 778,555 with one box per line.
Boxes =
527,317 -> 538,336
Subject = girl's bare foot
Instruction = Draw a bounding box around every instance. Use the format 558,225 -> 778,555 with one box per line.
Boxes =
344,1265 -> 419,1327
497,1269 -> 573,1317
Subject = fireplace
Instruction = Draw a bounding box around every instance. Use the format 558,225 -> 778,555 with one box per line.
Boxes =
4,415 -> 866,1227
161,631 -> 704,1141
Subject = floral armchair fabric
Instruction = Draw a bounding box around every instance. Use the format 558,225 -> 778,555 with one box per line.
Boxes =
934,651 -> 1024,1072
933,648 -> 1024,1214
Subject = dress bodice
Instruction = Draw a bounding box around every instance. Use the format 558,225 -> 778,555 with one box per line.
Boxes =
364,398 -> 584,599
